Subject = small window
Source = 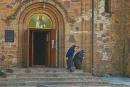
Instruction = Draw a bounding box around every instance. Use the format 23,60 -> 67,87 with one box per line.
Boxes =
5,30 -> 14,42
105,0 -> 111,13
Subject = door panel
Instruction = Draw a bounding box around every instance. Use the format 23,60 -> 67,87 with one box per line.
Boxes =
46,32 -> 50,67
29,30 -> 33,67
50,29 -> 56,67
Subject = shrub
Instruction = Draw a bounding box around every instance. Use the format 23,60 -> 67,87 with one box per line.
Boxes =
0,70 -> 7,78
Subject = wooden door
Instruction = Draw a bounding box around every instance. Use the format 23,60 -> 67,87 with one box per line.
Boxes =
27,29 -> 56,67
50,29 -> 56,67
28,30 -> 33,67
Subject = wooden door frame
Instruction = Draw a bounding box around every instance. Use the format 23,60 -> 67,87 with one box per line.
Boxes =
27,28 -> 56,67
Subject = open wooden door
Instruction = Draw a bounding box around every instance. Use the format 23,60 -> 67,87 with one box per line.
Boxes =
27,29 -> 56,67
50,29 -> 56,67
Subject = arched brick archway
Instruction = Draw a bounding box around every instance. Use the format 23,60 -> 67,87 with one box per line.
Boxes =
17,2 -> 66,67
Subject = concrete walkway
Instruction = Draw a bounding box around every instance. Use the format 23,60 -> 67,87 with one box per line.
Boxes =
102,76 -> 130,86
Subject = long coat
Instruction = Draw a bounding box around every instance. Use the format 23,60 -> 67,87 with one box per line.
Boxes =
73,50 -> 84,66
66,47 -> 75,59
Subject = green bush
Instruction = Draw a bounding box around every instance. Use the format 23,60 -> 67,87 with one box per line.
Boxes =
0,70 -> 7,78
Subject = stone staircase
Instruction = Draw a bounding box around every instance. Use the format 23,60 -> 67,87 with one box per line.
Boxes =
0,68 -> 127,87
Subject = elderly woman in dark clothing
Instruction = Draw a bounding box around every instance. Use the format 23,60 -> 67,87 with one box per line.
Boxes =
66,45 -> 76,72
73,49 -> 84,69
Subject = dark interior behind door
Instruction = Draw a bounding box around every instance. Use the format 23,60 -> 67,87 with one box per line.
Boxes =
33,31 -> 48,65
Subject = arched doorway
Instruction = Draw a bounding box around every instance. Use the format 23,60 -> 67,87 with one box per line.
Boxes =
18,2 -> 65,68
28,14 -> 56,67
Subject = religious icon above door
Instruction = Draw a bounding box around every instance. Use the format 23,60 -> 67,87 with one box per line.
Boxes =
36,15 -> 45,29
28,14 -> 53,29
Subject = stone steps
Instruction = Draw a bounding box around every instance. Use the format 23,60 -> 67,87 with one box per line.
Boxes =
7,73 -> 89,78
0,85 -> 36,87
6,68 -> 91,77
0,80 -> 110,86
0,68 -> 115,87
0,84 -> 128,87
1,76 -> 100,79
0,77 -> 105,82
7,68 -> 88,74
10,68 -> 77,72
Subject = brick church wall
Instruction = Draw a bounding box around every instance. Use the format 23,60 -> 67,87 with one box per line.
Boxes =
0,0 -> 18,67
92,0 -> 130,76
0,0 -> 86,68
123,0 -> 130,77
0,0 -> 130,77
90,0 -> 126,76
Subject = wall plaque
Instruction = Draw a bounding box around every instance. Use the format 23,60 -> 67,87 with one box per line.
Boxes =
5,30 -> 14,42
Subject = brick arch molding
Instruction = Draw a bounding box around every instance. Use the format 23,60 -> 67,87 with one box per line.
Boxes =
7,0 -> 67,67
